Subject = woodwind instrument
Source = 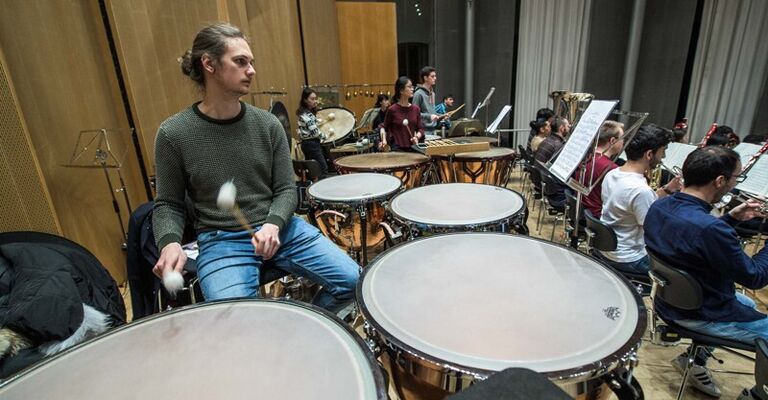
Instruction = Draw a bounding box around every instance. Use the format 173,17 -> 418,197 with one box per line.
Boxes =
697,123 -> 718,148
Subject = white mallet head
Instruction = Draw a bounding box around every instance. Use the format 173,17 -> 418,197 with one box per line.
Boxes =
329,127 -> 335,134
163,270 -> 184,296
328,113 -> 336,120
402,119 -> 409,126
216,180 -> 237,211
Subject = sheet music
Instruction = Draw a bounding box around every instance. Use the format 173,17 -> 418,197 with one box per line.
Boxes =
733,143 -> 762,166
736,155 -> 768,196
550,100 -> 618,182
661,142 -> 697,173
486,105 -> 512,133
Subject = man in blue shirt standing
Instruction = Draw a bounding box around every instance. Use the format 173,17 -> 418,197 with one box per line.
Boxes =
645,146 -> 767,397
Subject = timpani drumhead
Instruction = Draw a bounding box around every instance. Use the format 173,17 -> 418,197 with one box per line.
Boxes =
308,173 -> 401,203
358,233 -> 643,376
335,153 -> 430,170
0,300 -> 385,399
389,183 -> 524,226
453,146 -> 513,159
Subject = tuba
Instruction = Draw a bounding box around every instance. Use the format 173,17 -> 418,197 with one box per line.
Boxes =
550,90 -> 594,124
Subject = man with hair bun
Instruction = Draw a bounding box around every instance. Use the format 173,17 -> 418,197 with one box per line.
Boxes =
152,23 -> 359,311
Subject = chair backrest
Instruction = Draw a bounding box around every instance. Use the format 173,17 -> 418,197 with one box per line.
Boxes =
755,337 -> 768,400
584,210 -> 617,251
534,164 -> 561,197
647,247 -> 703,310
292,159 -> 323,182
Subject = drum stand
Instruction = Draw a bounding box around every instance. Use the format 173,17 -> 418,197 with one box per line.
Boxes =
357,204 -> 370,265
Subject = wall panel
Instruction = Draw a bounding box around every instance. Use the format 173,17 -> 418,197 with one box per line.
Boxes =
0,0 -> 147,282
0,48 -> 60,234
336,2 -> 398,121
300,0 -> 342,86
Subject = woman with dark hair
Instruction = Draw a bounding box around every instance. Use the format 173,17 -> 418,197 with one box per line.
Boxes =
296,87 -> 327,176
371,93 -> 390,131
379,76 -> 424,151
529,118 -> 551,153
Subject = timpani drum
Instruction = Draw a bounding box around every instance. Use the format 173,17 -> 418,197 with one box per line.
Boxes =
358,233 -> 645,400
435,147 -> 516,186
334,152 -> 432,189
0,300 -> 387,400
318,106 -> 356,146
308,173 -> 402,264
387,183 -> 527,236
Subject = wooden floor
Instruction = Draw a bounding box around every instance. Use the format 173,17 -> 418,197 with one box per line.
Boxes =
118,168 -> 765,399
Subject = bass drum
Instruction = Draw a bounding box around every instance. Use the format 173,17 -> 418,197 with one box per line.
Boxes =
0,300 -> 387,400
317,106 -> 356,146
358,233 -> 645,400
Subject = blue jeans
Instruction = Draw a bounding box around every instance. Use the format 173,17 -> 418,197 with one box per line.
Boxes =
595,252 -> 650,275
676,293 -> 768,346
195,216 -> 360,312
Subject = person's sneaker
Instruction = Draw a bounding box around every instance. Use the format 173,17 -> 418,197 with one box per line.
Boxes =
672,354 -> 722,398
736,387 -> 755,400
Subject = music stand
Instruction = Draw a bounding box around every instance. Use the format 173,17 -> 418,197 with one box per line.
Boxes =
63,128 -> 134,245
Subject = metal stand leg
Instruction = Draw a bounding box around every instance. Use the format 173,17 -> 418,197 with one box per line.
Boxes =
358,205 -> 368,266
100,162 -> 128,244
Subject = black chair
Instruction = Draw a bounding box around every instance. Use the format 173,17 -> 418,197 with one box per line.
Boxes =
533,164 -> 565,240
563,191 -> 586,248
584,211 -> 650,294
647,248 -> 756,400
293,159 -> 323,215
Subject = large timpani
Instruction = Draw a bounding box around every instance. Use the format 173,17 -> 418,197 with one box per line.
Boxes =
435,147 -> 516,186
387,183 -> 527,236
358,233 -> 645,400
0,300 -> 387,400
308,173 -> 402,264
334,152 -> 431,189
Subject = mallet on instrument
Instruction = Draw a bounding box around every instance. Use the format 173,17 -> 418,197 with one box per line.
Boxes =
217,180 -> 255,237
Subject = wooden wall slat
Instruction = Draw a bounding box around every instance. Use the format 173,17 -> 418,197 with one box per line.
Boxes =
336,2 -> 398,122
300,0 -> 343,87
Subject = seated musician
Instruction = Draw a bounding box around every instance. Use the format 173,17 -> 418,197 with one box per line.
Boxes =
529,118 -> 551,154
526,108 -> 554,153
597,125 -> 681,274
379,76 -> 424,152
152,23 -> 359,311
435,94 -> 454,130
645,146 -> 768,397
579,121 -> 624,218
296,87 -> 328,177
370,93 -> 390,131
534,117 -> 572,208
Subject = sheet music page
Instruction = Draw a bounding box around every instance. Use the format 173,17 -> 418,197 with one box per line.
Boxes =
737,155 -> 768,196
733,143 -> 762,166
661,143 -> 696,172
550,100 -> 618,182
487,105 -> 512,133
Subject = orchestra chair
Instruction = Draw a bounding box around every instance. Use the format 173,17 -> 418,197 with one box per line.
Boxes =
533,163 -> 565,240
646,248 -> 756,400
585,211 -> 651,295
563,191 -> 586,248
292,159 -> 323,216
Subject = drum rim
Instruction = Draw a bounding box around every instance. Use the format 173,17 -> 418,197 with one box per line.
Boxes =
334,153 -> 431,171
434,147 -> 515,161
0,299 -> 388,399
387,183 -> 526,228
356,232 -> 647,383
308,173 -> 403,205
317,106 -> 356,145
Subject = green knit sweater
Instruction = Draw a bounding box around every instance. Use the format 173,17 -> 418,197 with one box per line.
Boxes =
152,102 -> 297,250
